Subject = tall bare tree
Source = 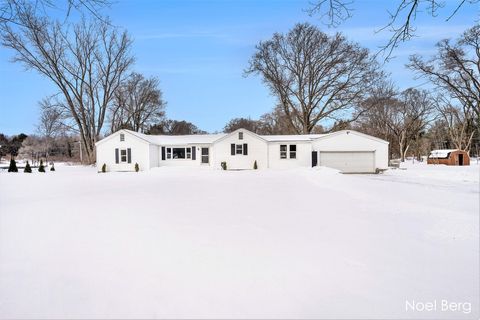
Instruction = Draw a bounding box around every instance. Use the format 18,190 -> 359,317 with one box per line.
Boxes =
409,24 -> 480,129
110,72 -> 166,133
307,0 -> 478,60
246,23 -> 381,134
435,97 -> 476,152
387,89 -> 434,161
37,96 -> 66,162
354,82 -> 399,158
1,8 -> 134,163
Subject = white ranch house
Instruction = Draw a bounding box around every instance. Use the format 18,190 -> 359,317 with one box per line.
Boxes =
95,128 -> 389,173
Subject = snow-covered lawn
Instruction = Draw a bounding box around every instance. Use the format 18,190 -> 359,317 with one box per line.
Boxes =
0,163 -> 478,319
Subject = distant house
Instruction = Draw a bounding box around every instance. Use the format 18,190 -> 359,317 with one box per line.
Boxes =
95,128 -> 389,173
427,149 -> 470,166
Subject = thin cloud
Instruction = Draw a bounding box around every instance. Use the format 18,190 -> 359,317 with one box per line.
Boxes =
334,24 -> 472,42
136,31 -> 228,40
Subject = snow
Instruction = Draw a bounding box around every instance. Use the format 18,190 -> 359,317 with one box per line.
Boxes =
122,129 -> 227,145
113,129 -> 328,145
429,149 -> 459,158
0,162 -> 478,319
260,134 -> 326,142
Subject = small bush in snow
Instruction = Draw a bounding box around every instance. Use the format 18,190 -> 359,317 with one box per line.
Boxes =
221,161 -> 227,170
50,163 -> 55,171
38,160 -> 45,173
8,158 -> 18,172
253,160 -> 258,170
24,161 -> 32,173
101,163 -> 106,173
135,163 -> 139,172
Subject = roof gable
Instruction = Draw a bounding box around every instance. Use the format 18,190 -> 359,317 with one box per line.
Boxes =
212,128 -> 268,144
95,129 -> 152,146
312,130 -> 389,144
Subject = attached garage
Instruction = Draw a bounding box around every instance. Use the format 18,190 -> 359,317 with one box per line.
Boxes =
319,151 -> 375,173
312,130 -> 389,173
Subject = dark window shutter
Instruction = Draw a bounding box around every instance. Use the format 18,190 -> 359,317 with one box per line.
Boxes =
231,144 -> 235,155
243,143 -> 248,155
127,148 -> 131,163
115,148 -> 119,164
161,147 -> 166,160
192,146 -> 196,160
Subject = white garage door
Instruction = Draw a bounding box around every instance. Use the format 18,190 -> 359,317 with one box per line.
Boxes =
319,151 -> 375,173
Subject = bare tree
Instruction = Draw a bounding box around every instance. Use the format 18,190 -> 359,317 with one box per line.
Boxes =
386,89 -> 434,161
356,88 -> 434,160
435,97 -> 476,152
353,82 -> 399,158
245,23 -> 381,134
0,0 -> 110,28
307,0 -> 478,60
1,9 -> 134,163
409,24 -> 480,126
258,105 -> 304,135
37,96 -> 66,162
18,135 -> 44,164
223,117 -> 261,133
306,0 -> 353,27
147,119 -> 206,135
110,72 -> 166,133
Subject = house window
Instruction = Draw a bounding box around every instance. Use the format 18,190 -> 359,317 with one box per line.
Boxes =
120,149 -> 127,162
166,147 -> 192,160
120,133 -> 125,142
236,144 -> 243,154
239,132 -> 243,140
289,145 -> 297,159
173,148 -> 186,159
280,145 -> 287,159
201,147 -> 209,164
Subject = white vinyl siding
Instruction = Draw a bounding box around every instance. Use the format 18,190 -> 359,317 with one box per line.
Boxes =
96,130 -> 151,172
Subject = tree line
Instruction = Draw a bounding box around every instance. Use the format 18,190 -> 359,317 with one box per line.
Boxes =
0,0 -> 478,164
230,23 -> 479,161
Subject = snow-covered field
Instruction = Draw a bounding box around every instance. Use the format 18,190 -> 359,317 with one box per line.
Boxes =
0,163 -> 478,319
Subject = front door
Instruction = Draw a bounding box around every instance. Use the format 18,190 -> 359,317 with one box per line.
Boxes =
201,147 -> 209,164
311,151 -> 318,167
458,154 -> 464,166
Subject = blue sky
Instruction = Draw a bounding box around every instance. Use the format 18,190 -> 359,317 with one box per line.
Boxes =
0,0 -> 477,135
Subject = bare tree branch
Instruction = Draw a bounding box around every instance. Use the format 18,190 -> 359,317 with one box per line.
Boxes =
1,7 -> 134,163
109,72 -> 167,133
306,0 -> 479,61
245,23 -> 382,134
0,0 -> 111,28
